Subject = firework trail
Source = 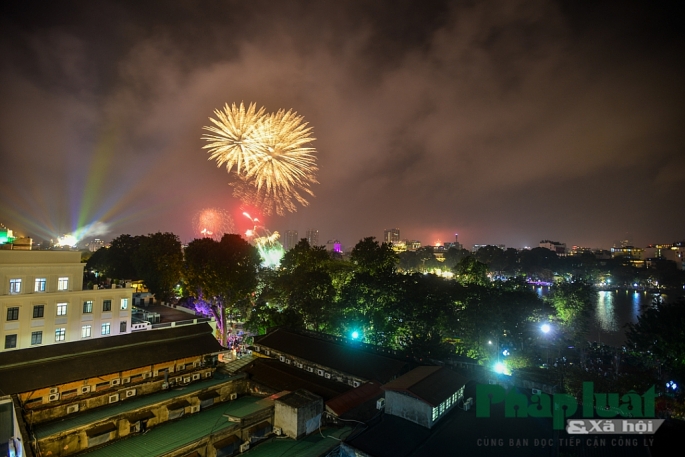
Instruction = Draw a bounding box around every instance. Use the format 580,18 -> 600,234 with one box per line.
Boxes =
242,212 -> 284,267
202,103 -> 317,216
192,208 -> 235,241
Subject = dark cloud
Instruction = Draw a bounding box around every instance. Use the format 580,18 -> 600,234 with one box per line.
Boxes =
0,0 -> 683,249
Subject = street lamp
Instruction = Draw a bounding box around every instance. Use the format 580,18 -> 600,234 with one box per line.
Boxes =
540,323 -> 551,366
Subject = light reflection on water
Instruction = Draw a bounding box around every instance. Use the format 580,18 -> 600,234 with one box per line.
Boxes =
533,286 -> 677,346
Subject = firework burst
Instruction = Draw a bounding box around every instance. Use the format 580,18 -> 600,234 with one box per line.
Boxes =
202,102 -> 266,174
192,207 -> 235,241
202,102 -> 317,216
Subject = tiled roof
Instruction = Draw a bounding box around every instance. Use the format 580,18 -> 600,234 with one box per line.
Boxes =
382,366 -> 469,407
0,323 -> 224,395
241,358 -> 350,401
326,381 -> 383,417
253,328 -> 411,384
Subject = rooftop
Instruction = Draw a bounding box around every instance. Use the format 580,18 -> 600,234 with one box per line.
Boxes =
0,323 -> 223,394
253,328 -> 412,384
382,366 -> 470,407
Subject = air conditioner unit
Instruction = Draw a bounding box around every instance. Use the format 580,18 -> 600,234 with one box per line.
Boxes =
230,393 -> 238,400
353,381 -> 360,388
240,442 -> 250,452
296,362 -> 303,369
190,405 -> 200,413
194,361 -> 200,367
125,389 -> 136,398
324,373 -> 331,379
285,359 -> 291,364
183,377 -> 191,383
192,373 -> 201,381
532,388 -> 542,395
205,372 -> 212,378
376,398 -> 385,410
108,394 -> 119,403
175,377 -> 181,383
142,372 -> 151,379
162,382 -> 169,390
264,350 -> 270,356
273,427 -> 282,436
48,393 -> 60,402
178,365 -> 185,371
153,370 -> 159,377
316,369 -> 324,376
49,387 -> 59,394
279,356 -> 285,362
253,346 -> 260,352
67,404 -> 79,414
110,378 -> 121,386
122,377 -> 131,384
307,367 -> 314,373
80,386 -> 91,394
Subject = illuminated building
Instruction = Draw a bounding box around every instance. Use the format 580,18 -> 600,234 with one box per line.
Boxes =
87,238 -> 106,252
539,240 -> 566,255
383,228 -> 400,244
305,229 -> 319,247
1,250 -> 132,352
0,224 -> 15,245
283,230 -> 299,251
325,239 -> 342,253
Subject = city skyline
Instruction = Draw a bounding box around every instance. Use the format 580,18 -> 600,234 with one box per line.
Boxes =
1,1 -> 684,251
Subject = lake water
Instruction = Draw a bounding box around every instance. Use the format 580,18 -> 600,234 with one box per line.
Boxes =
533,286 -> 683,347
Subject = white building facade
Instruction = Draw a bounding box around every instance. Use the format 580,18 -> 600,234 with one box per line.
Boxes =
1,251 -> 132,352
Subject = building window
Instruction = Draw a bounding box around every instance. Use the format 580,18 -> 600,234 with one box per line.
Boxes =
58,277 -> 69,291
120,321 -> 127,332
57,303 -> 67,316
82,325 -> 92,338
31,331 -> 42,345
103,300 -> 111,312
83,300 -> 93,313
35,278 -> 46,292
4,334 -> 17,349
120,298 -> 128,310
55,328 -> 66,342
6,307 -> 19,321
33,305 -> 45,318
101,322 -> 111,335
9,279 -> 21,294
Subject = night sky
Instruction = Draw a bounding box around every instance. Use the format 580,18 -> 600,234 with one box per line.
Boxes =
1,1 -> 683,250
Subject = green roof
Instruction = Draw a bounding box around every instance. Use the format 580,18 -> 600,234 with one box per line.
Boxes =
34,375 -> 245,439
79,395 -> 267,457
242,426 -> 352,457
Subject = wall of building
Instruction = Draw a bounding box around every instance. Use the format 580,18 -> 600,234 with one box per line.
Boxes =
1,251 -> 133,352
385,390 -> 432,428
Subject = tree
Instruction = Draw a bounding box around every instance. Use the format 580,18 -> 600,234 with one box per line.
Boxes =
350,237 -> 398,275
183,234 -> 261,347
132,232 -> 183,303
106,234 -> 143,280
627,298 -> 685,385
454,256 -> 489,286
548,279 -> 595,341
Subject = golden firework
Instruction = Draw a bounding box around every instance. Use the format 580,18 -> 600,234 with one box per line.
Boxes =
202,102 -> 318,215
202,102 -> 266,174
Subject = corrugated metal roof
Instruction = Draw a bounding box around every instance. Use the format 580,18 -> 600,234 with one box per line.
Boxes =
382,366 -> 469,407
34,375 -> 244,439
0,323 -> 224,395
254,328 -> 411,384
79,396 -> 267,457
326,382 -> 383,417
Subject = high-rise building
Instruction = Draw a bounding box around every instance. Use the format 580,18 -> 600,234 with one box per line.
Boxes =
383,228 -> 400,244
305,229 -> 319,247
283,230 -> 299,250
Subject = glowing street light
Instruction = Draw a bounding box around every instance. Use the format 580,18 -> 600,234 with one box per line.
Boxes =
541,323 -> 551,334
